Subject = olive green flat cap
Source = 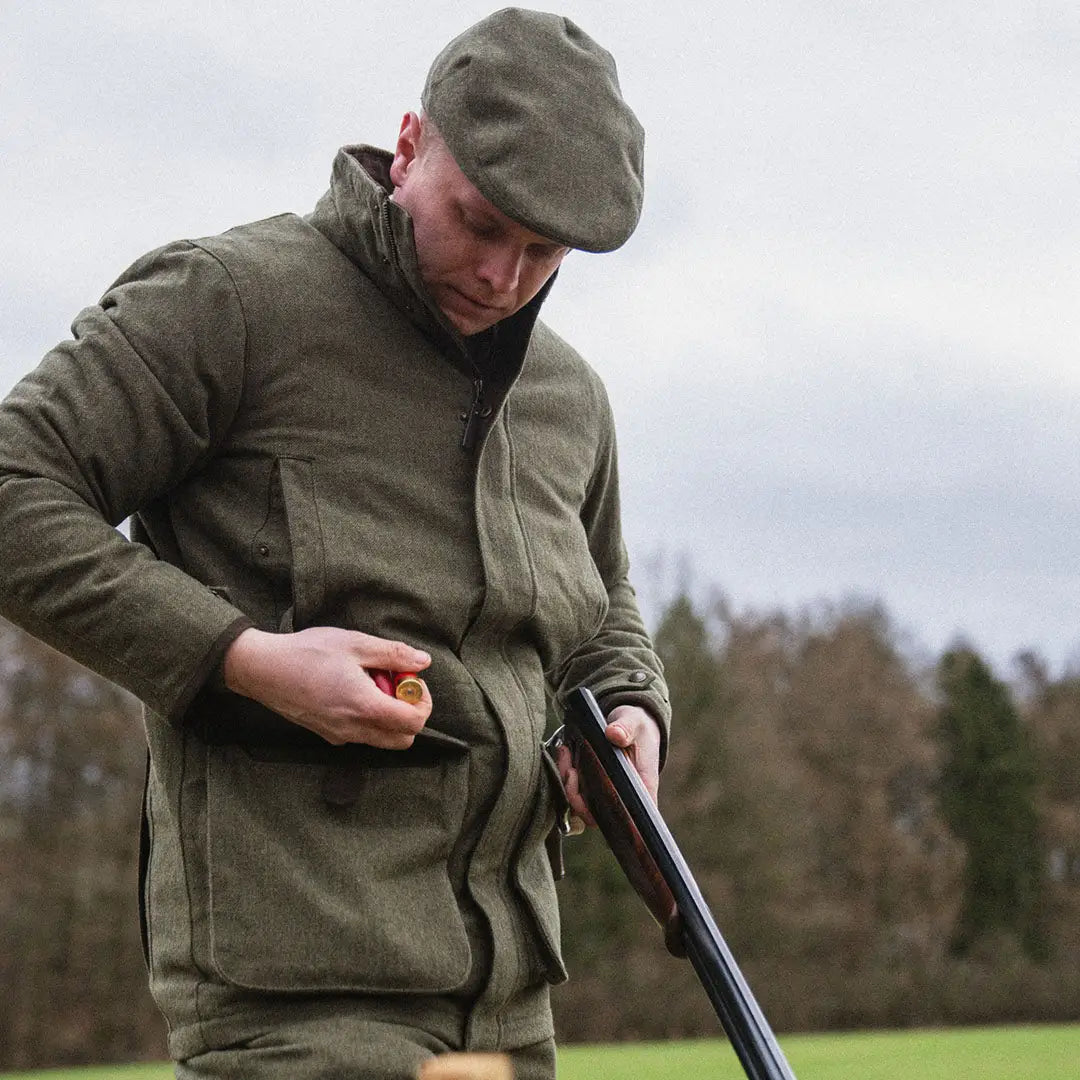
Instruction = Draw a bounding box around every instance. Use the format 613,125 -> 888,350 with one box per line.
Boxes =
422,7 -> 645,252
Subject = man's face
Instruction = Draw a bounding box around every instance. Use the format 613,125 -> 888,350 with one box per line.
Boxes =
390,114 -> 569,336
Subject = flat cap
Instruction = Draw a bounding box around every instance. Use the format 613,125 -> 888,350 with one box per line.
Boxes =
421,7 -> 645,252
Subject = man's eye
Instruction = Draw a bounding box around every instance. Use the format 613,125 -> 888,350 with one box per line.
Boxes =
464,216 -> 497,238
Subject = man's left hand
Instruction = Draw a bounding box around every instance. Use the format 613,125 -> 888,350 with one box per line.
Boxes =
555,704 -> 662,828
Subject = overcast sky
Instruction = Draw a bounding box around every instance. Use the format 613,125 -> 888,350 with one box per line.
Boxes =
2,1 -> 1077,674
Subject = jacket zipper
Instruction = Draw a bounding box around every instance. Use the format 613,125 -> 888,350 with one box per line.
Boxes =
379,199 -> 400,267
461,378 -> 492,450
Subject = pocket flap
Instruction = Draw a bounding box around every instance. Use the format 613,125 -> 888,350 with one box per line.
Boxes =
191,691 -> 469,766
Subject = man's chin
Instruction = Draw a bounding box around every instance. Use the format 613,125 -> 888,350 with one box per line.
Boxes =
463,317 -> 501,336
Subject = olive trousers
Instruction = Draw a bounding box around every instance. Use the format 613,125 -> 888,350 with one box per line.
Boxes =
173,1001 -> 556,1080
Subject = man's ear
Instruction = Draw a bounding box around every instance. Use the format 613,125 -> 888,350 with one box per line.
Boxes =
389,111 -> 423,188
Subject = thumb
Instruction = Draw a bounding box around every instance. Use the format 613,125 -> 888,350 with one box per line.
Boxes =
606,720 -> 633,746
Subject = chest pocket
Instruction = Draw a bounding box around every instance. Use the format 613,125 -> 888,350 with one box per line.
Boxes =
251,457 -> 327,631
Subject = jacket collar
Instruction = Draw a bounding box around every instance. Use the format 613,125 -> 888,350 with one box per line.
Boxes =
306,145 -> 552,378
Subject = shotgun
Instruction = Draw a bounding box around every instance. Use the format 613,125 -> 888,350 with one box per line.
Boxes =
557,686 -> 797,1080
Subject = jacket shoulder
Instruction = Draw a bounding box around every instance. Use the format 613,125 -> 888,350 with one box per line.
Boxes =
194,212 -> 310,246
189,214 -> 335,278
186,214 -> 366,341
527,318 -> 611,414
98,214 -> 325,316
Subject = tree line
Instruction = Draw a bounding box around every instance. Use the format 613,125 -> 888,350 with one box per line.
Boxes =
0,594 -> 1078,1068
554,594 -> 1080,1041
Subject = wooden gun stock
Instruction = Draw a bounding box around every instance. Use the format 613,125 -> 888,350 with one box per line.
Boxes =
562,687 -> 797,1080
568,721 -> 686,956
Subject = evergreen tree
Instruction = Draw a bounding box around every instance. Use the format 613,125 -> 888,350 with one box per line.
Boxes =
935,647 -> 1046,959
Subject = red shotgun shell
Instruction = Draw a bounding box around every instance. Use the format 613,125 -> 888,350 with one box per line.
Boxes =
371,670 -> 395,697
393,673 -> 425,704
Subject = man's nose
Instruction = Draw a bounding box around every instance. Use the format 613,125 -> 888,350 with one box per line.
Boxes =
477,244 -> 523,294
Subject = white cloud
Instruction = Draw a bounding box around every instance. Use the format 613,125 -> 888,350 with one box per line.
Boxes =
2,0 -> 1077,671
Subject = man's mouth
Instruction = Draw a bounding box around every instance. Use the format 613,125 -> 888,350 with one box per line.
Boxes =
450,287 -> 501,313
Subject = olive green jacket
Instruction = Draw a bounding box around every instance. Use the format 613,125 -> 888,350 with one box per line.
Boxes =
0,146 -> 670,1054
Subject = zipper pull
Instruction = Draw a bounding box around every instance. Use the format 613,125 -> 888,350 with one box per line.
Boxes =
461,378 -> 492,450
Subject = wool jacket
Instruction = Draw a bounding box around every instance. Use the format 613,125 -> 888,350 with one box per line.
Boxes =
0,146 -> 670,1055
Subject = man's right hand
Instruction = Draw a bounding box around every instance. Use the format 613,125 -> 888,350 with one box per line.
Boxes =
222,626 -> 432,749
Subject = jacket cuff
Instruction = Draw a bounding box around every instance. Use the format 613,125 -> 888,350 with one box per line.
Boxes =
168,613 -> 254,725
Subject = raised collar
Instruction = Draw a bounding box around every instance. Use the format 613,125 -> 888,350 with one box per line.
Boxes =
306,145 -> 554,380
306,145 -> 460,350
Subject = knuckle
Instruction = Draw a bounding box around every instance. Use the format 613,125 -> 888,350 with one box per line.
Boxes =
389,640 -> 415,664
346,630 -> 375,653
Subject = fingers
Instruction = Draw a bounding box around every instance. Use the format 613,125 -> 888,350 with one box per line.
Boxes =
369,667 -> 427,705
352,667 -> 433,728
314,681 -> 430,748
348,631 -> 431,674
554,743 -> 574,785
371,670 -> 395,696
555,744 -> 595,829
233,626 -> 435,749
351,724 -> 421,751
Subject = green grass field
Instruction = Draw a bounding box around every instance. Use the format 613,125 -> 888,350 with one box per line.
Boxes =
3,1024 -> 1077,1079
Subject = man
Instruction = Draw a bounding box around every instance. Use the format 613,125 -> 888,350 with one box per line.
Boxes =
0,8 -> 670,1079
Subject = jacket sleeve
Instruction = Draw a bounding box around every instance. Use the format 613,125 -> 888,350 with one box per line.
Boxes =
0,241 -> 253,720
549,388 -> 672,764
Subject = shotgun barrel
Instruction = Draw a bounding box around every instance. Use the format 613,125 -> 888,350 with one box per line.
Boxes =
562,686 -> 797,1080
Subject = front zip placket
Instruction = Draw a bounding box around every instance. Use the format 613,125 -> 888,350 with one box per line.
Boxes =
460,327 -> 501,451
461,378 -> 493,451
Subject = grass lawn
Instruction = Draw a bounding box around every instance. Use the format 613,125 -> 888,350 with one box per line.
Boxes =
559,1024 -> 1080,1078
2,1024 -> 1077,1079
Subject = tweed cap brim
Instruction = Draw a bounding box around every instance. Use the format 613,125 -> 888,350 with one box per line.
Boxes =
421,7 -> 645,252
